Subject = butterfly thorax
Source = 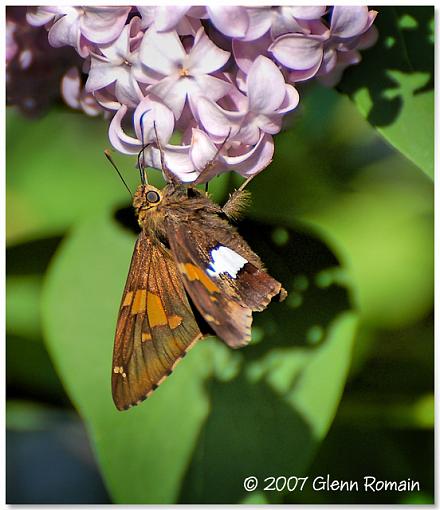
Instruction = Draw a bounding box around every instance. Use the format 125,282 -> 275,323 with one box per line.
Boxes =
133,183 -> 221,236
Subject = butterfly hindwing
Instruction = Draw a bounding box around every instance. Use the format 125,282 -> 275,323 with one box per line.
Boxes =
112,230 -> 203,410
166,214 -> 284,348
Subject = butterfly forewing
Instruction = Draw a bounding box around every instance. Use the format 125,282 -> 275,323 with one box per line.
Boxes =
112,229 -> 203,410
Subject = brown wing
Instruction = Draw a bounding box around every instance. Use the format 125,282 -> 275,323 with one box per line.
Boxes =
112,229 -> 203,411
166,217 -> 285,349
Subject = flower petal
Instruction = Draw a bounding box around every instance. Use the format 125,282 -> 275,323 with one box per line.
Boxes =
235,69 -> 248,94
80,7 -> 131,44
61,67 -> 81,109
176,103 -> 197,134
140,28 -> 185,75
114,70 -> 144,107
86,56 -> 118,92
235,120 -> 261,145
206,6 -> 249,38
133,96 -> 175,145
288,60 -> 321,82
271,7 -> 306,38
94,88 -> 122,111
224,133 -> 274,177
318,50 -> 361,87
357,24 -> 379,50
98,23 -> 130,63
247,56 -> 286,114
175,15 -> 202,36
136,6 -> 155,29
189,128 -> 218,173
194,96 -> 243,139
241,7 -> 272,41
269,33 -> 324,70
276,84 -> 300,114
290,6 -> 326,20
149,75 -> 187,118
109,105 -> 142,155
26,6 -> 63,26
80,94 -> 102,117
193,74 -> 231,103
187,28 -> 230,74
155,6 -> 190,32
187,6 -> 207,19
132,60 -> 163,85
319,47 -> 338,75
152,145 -> 199,182
233,33 -> 272,74
255,114 -> 282,136
48,12 -> 80,48
330,6 -> 370,39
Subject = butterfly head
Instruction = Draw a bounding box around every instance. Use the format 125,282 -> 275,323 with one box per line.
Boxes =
133,184 -> 164,229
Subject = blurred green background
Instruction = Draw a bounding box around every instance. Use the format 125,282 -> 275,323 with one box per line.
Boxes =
6,6 -> 433,504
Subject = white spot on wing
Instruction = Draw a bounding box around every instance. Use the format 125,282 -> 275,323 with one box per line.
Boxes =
206,246 -> 247,278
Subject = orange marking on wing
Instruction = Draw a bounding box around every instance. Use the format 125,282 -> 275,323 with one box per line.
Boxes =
141,332 -> 152,342
197,268 -> 220,292
181,263 -> 198,281
122,291 -> 133,307
147,292 -> 168,327
179,263 -> 219,293
168,315 -> 182,329
131,289 -> 147,315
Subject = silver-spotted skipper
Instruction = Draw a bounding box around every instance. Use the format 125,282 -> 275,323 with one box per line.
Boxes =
111,147 -> 287,411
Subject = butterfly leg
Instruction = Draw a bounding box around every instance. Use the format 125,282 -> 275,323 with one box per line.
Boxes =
194,129 -> 233,185
238,174 -> 257,192
221,174 -> 256,220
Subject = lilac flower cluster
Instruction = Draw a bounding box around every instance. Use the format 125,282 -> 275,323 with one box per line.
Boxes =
24,6 -> 377,183
6,7 -> 81,117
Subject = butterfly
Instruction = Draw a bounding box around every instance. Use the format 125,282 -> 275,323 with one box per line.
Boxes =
111,143 -> 287,411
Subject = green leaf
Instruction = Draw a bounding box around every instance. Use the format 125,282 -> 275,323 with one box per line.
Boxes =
337,393 -> 434,430
41,212 -> 213,503
42,208 -> 358,503
240,492 -> 269,504
245,86 -> 433,329
339,6 -> 434,179
7,334 -> 66,401
7,275 -> 43,341
337,316 -> 434,430
180,312 -> 357,503
301,179 -> 433,328
7,235 -> 62,340
7,108 -> 130,244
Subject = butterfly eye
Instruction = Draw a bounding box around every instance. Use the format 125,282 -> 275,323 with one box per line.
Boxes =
146,190 -> 160,203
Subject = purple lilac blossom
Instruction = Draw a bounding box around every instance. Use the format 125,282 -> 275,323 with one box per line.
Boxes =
6,6 -> 82,117
19,5 -> 378,183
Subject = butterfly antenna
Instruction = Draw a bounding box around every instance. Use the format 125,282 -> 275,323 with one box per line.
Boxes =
136,143 -> 149,185
137,111 -> 150,185
104,150 -> 132,198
